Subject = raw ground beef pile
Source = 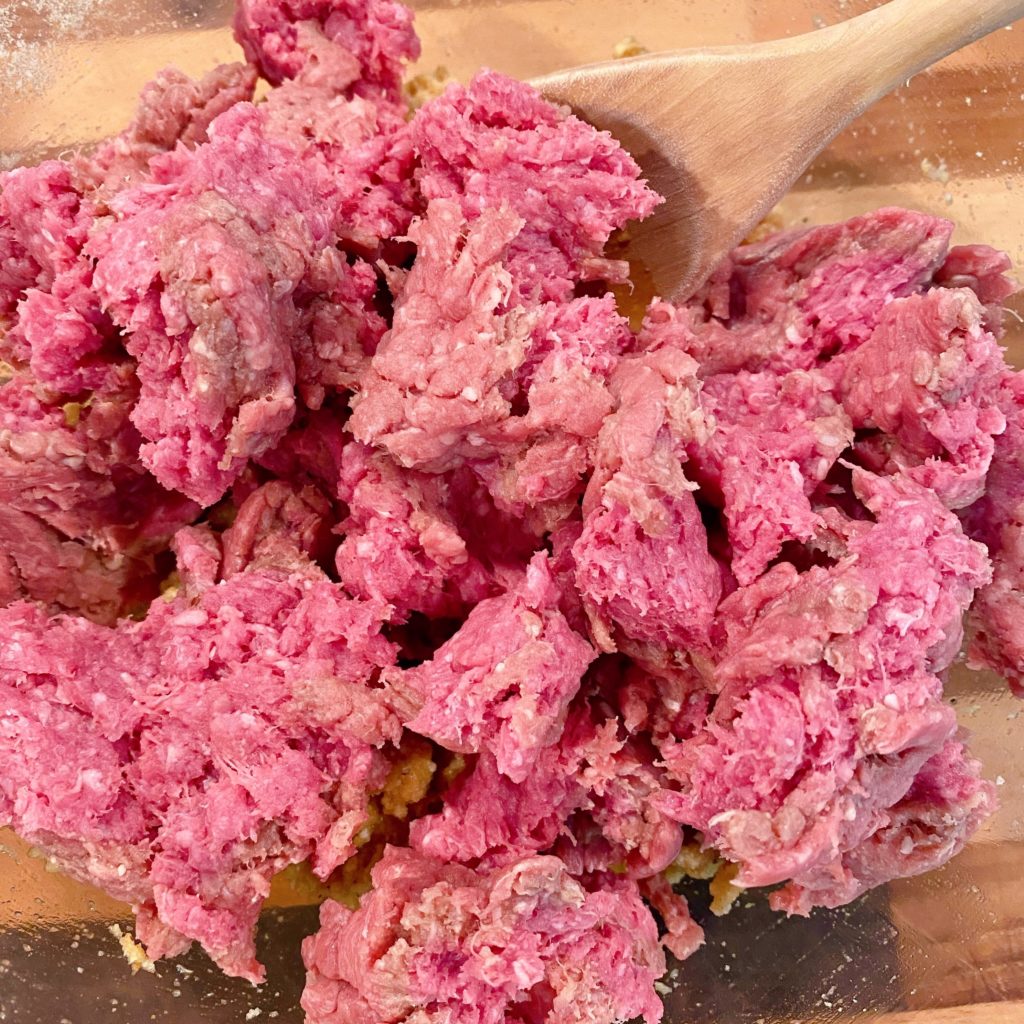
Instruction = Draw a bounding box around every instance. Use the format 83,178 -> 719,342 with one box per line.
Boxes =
1,0 -> 1021,1020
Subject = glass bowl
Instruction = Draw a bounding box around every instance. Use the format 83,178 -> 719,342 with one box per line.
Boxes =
1,2 -> 1023,1021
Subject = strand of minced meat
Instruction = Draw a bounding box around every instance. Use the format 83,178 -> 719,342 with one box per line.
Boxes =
0,0 -> 1022,1021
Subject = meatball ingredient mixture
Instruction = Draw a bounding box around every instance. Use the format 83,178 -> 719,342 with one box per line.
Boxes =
0,0 -> 1021,1020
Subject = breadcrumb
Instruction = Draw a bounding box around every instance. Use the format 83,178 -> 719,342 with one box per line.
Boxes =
404,65 -> 452,109
614,36 -> 649,59
108,924 -> 156,974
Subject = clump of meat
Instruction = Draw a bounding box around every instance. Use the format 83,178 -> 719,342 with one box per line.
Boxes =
0,535 -> 397,982
0,0 -> 1021,1021
300,847 -> 667,1024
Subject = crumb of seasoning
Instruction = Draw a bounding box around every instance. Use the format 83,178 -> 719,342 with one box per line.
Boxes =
108,924 -> 156,974
404,66 -> 452,109
613,35 -> 649,59
709,862 -> 743,917
664,842 -> 721,884
921,156 -> 950,183
743,207 -> 786,243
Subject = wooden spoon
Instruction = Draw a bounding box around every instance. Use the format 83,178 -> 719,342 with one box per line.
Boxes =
532,0 -> 1024,301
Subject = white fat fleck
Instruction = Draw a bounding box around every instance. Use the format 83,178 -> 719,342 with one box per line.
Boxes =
461,387 -> 479,402
844,805 -> 857,822
883,693 -> 899,710
172,608 -> 208,628
899,836 -> 915,855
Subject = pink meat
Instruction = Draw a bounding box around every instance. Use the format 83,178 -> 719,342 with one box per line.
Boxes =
0,505 -> 151,623
836,287 -> 1006,509
388,553 -> 595,783
771,737 -> 995,915
0,161 -> 91,318
934,242 -> 1018,326
90,103 -> 382,506
574,491 -> 721,652
352,201 -> 631,511
0,162 -> 121,394
689,367 -> 853,585
966,371 -> 1024,695
678,207 -> 953,376
412,689 -> 683,881
1,4 -> 1021,1018
350,199 -> 534,471
80,63 -> 259,193
573,345 -> 720,653
301,847 -> 667,1024
234,0 -> 419,100
412,70 -> 660,302
0,372 -> 197,618
335,441 -> 494,620
0,557 -> 397,982
655,471 -> 993,907
478,295 -> 634,514
221,478 -> 335,576
235,0 -> 420,247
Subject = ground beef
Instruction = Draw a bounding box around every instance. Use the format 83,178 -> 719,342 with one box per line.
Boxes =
335,441 -> 494,620
80,63 -> 259,193
679,207 -> 954,376
834,287 -> 1006,510
1,1 -> 1021,1021
411,680 -> 683,884
234,0 -> 419,100
388,553 -> 595,783
654,471 -> 995,910
411,70 -> 660,303
300,847 -> 666,1024
0,557 -> 397,982
966,371 -> 1024,694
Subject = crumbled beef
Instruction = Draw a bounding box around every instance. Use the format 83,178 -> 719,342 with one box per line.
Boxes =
688,367 -> 852,585
350,199 -> 535,471
1,1 -> 1020,1020
966,371 -> 1024,694
411,665 -> 685,889
0,559 -> 397,982
655,471 -> 994,908
835,288 -> 1006,509
234,0 -> 419,100
388,553 -> 595,783
679,207 -> 953,376
411,71 -> 660,302
934,242 -> 1018,327
770,736 -> 995,915
573,346 -> 719,653
301,847 -> 667,1024
0,371 -> 196,619
0,161 -> 92,319
222,478 -> 336,576
90,103 -> 382,506
335,441 -> 494,620
80,63 -> 259,193
351,201 -> 632,516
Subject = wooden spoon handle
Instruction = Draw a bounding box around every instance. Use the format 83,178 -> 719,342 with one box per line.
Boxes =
833,0 -> 1024,105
